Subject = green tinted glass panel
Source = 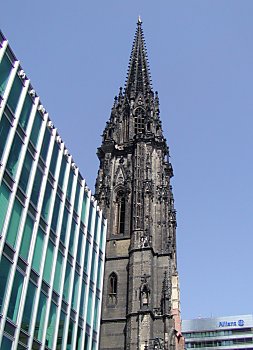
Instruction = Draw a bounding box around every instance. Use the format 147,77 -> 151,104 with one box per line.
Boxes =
96,257 -> 102,290
41,182 -> 53,221
49,142 -> 59,176
69,220 -> 77,255
43,240 -> 54,284
75,326 -> 83,350
7,269 -> 24,322
6,198 -> 23,247
100,221 -> 106,251
1,336 -> 13,349
32,228 -> 45,273
40,127 -> 51,161
58,156 -> 67,189
88,204 -> 94,233
90,248 -> 96,283
66,170 -> 74,201
79,280 -> 86,317
19,93 -> 33,131
30,167 -> 43,207
93,296 -> 99,331
53,251 -> 63,293
21,281 -> 36,333
0,255 -> 12,312
0,54 -> 13,95
74,183 -> 81,213
34,291 -> 47,341
94,213 -> 99,243
6,133 -> 23,178
45,302 -> 57,348
51,195 -> 61,233
84,241 -> 91,274
0,113 -> 12,161
63,261 -> 71,301
30,112 -> 43,147
84,333 -> 90,350
71,272 -> 80,311
60,207 -> 69,244
86,289 -> 93,326
0,181 -> 11,234
66,319 -> 74,350
19,215 -> 34,261
19,150 -> 33,193
81,194 -> 87,224
7,74 -> 23,113
76,229 -> 84,264
56,311 -> 66,349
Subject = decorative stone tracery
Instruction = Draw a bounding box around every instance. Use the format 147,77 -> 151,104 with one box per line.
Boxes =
96,18 -> 183,350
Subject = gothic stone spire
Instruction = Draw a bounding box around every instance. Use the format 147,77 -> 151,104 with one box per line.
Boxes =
125,18 -> 152,100
96,19 -> 183,350
99,19 -> 166,149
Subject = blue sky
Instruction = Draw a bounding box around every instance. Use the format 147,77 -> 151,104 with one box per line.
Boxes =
1,1 -> 253,320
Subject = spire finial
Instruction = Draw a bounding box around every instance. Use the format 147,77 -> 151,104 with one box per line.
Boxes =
124,18 -> 152,99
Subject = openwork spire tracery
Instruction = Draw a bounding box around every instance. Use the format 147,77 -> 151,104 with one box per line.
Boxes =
124,18 -> 152,99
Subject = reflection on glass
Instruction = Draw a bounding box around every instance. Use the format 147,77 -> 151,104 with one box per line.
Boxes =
21,281 -> 37,333
7,269 -> 24,323
0,113 -> 11,161
6,133 -> 23,178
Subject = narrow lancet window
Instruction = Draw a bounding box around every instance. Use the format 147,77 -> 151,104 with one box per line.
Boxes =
134,109 -> 145,134
108,272 -> 117,305
116,191 -> 125,235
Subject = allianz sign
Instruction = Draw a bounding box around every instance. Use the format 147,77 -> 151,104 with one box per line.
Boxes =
218,320 -> 245,327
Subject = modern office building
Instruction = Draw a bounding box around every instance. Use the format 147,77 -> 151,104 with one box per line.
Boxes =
0,31 -> 107,350
182,314 -> 253,349
95,18 -> 183,350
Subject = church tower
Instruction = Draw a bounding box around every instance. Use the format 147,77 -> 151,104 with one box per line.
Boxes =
95,18 -> 183,350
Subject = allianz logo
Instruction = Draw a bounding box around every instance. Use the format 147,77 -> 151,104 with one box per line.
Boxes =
218,320 -> 245,327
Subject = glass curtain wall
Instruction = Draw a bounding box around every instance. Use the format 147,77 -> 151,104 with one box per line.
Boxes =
0,31 -> 107,350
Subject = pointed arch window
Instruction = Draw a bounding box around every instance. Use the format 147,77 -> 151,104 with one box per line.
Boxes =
134,108 -> 145,134
115,190 -> 125,235
108,272 -> 117,305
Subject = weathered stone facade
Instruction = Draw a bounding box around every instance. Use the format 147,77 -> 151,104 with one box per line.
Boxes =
95,18 -> 184,350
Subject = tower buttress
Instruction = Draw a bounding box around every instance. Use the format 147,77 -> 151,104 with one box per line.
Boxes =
96,19 -> 183,350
